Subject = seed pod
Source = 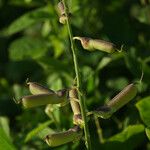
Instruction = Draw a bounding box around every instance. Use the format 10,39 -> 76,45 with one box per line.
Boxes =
27,82 -> 54,95
69,87 -> 83,126
107,83 -> 137,113
21,91 -> 68,108
45,126 -> 82,147
92,83 -> 137,119
73,36 -> 117,53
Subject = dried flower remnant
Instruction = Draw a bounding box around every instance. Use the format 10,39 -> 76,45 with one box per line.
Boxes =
57,1 -> 72,24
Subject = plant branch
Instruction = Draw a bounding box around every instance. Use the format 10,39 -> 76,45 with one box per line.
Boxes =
62,0 -> 92,149
94,115 -> 104,143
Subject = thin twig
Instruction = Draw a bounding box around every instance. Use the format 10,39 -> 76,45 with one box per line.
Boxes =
94,115 -> 104,143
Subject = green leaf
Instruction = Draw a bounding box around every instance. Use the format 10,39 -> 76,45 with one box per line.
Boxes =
37,127 -> 55,139
47,73 -> 63,91
3,6 -> 52,35
108,124 -> 144,142
136,96 -> 150,127
38,57 -> 71,73
124,48 -> 141,77
131,5 -> 150,25
145,128 -> 150,141
103,125 -> 145,150
106,77 -> 128,91
97,57 -> 112,71
25,120 -> 53,142
9,37 -> 48,60
0,117 -> 11,141
0,128 -> 16,150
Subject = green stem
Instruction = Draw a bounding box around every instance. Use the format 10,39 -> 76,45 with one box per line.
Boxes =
94,115 -> 104,143
62,1 -> 92,149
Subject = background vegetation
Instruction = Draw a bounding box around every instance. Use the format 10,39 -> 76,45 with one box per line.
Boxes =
0,0 -> 150,149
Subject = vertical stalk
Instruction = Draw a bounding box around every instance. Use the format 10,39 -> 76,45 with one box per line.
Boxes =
94,115 -> 104,143
62,0 -> 92,149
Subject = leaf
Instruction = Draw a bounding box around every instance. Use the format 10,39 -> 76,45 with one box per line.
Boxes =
9,37 -> 48,60
145,128 -> 150,141
37,127 -> 55,139
136,96 -> 150,127
131,5 -> 150,25
108,124 -> 144,142
25,120 -> 53,142
106,77 -> 128,91
103,125 -> 145,150
37,57 -> 71,73
124,48 -> 141,77
97,57 -> 112,71
0,128 -> 16,150
3,6 -> 52,36
0,117 -> 11,141
47,73 -> 63,91
9,0 -> 44,7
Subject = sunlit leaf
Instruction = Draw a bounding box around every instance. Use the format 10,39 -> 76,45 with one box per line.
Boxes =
145,128 -> 150,141
0,117 -> 11,141
102,125 -> 145,150
108,124 -> 144,142
0,128 -> 16,150
136,96 -> 150,127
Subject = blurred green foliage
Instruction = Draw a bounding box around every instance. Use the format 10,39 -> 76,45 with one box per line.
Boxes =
0,0 -> 150,149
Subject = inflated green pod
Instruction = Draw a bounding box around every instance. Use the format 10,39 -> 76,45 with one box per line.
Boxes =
45,126 -> 82,147
91,83 -> 137,119
73,36 -> 117,53
22,91 -> 68,108
27,82 -> 54,95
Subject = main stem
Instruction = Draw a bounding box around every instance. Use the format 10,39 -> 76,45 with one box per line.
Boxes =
62,1 -> 92,149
